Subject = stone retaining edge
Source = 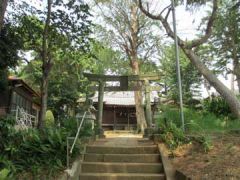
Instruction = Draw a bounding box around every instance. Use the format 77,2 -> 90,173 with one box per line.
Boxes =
157,143 -> 176,180
154,134 -> 191,180
59,135 -> 98,180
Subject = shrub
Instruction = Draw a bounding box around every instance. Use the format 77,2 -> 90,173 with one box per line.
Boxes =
0,168 -> 10,180
202,96 -> 231,117
2,127 -> 80,177
0,115 -> 95,178
45,110 -> 55,127
160,122 -> 190,150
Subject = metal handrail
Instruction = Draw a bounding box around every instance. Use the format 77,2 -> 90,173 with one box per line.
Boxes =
67,111 -> 89,168
70,111 -> 87,154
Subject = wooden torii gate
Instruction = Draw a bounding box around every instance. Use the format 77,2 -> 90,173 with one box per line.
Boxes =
84,73 -> 161,135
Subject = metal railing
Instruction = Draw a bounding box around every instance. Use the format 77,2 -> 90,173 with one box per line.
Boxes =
12,106 -> 37,129
66,111 -> 88,168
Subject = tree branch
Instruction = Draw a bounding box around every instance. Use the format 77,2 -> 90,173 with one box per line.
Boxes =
138,0 -> 185,47
139,0 -> 218,49
185,0 -> 218,49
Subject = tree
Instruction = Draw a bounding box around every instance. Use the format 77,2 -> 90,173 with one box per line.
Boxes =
90,41 -> 131,74
205,0 -> 240,93
94,0 -> 162,132
0,0 -> 8,30
160,45 -> 201,103
11,0 -> 92,128
0,23 -> 23,91
139,0 -> 240,118
39,0 -> 53,129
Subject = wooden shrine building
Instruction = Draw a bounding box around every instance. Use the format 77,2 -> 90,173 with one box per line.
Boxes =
91,91 -> 159,130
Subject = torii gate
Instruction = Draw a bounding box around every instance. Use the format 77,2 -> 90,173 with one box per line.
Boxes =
84,73 -> 161,136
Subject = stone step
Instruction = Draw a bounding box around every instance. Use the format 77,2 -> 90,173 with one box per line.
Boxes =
81,162 -> 164,173
86,145 -> 158,154
79,173 -> 165,180
84,153 -> 161,163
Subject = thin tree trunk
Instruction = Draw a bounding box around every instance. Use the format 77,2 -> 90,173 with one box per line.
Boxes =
182,48 -> 240,117
38,0 -> 52,129
0,0 -> 8,31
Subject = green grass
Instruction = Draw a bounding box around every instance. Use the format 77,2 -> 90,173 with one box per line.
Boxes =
155,105 -> 240,134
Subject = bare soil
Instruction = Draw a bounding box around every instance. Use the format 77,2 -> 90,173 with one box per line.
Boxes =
169,133 -> 240,180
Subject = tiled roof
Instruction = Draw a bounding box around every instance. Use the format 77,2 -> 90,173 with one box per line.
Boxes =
91,91 -> 159,106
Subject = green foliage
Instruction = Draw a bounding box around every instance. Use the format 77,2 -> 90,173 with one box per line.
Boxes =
160,46 -> 201,103
0,23 -> 24,91
45,110 -> 55,127
202,96 -> 231,117
197,0 -> 240,91
0,23 -> 23,69
0,116 -> 93,178
195,135 -> 213,152
0,116 -> 16,152
157,105 -> 240,134
160,122 -> 189,150
61,117 -> 94,138
0,168 -> 10,180
90,41 -> 130,74
156,105 -> 223,152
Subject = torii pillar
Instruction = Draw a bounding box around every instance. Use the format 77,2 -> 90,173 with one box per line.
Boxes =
145,79 -> 152,128
97,80 -> 105,137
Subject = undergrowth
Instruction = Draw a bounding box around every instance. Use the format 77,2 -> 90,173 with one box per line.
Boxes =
157,105 -> 240,134
0,116 -> 93,179
155,104 -> 240,152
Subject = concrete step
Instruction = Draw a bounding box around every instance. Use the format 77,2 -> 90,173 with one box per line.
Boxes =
81,162 -> 164,173
84,153 -> 161,163
105,130 -> 135,134
79,173 -> 166,180
86,145 -> 158,154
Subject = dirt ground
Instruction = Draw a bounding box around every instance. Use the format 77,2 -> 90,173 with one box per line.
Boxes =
169,133 -> 240,180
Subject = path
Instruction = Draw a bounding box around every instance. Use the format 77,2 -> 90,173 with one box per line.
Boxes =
79,131 -> 166,180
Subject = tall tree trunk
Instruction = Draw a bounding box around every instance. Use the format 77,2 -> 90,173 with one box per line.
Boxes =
232,42 -> 240,94
0,0 -> 8,31
131,59 -> 147,133
130,3 -> 146,133
38,0 -> 52,129
182,48 -> 240,117
234,63 -> 240,94
39,70 -> 50,128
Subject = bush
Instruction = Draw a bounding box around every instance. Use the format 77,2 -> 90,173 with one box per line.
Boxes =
0,115 -> 94,178
45,110 -> 55,127
159,122 -> 190,150
202,96 -> 231,117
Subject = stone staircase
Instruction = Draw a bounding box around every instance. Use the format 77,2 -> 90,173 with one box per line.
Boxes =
79,138 -> 166,180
